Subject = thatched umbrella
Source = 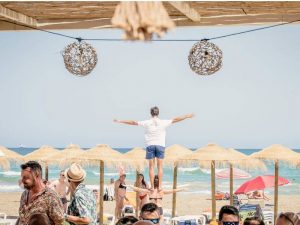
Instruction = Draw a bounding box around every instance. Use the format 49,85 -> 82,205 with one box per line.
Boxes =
179,144 -> 257,224
227,148 -> 266,205
165,144 -> 193,217
250,144 -> 300,222
0,149 -> 10,170
75,144 -> 128,225
0,146 -> 23,162
23,145 -> 60,179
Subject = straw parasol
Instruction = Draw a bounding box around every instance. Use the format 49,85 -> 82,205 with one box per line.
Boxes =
0,146 -> 23,162
75,144 -> 128,225
124,147 -> 147,171
0,149 -> 10,170
179,143 -> 264,224
250,144 -> 300,222
165,144 -> 193,217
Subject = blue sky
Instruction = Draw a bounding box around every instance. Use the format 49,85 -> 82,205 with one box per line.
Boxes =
0,24 -> 299,149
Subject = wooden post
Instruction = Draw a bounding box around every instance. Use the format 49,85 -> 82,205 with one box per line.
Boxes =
230,164 -> 233,206
99,160 -> 104,225
172,163 -> 178,217
274,160 -> 279,224
45,163 -> 49,181
210,160 -> 217,225
135,170 -> 139,217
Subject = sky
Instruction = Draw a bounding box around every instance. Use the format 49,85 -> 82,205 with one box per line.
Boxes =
0,24 -> 300,149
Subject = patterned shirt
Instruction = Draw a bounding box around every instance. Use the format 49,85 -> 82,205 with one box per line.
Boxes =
67,183 -> 97,225
18,187 -> 64,225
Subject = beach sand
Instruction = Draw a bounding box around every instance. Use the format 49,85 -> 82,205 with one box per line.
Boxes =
1,192 -> 299,217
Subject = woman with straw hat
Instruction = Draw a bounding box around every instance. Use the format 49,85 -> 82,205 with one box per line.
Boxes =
64,163 -> 97,225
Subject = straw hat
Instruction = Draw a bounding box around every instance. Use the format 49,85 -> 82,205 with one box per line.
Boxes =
65,163 -> 86,182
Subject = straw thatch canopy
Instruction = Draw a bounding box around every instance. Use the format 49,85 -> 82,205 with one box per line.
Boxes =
165,144 -> 193,166
124,147 -> 147,171
1,2 -> 300,31
250,144 -> 300,167
0,150 -> 10,170
228,148 -> 267,171
76,144 -> 127,168
44,144 -> 84,166
23,145 -> 60,162
179,143 -> 244,169
0,146 -> 23,162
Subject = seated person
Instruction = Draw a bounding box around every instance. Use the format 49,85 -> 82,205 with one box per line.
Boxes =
275,212 -> 300,225
218,205 -> 239,225
250,191 -> 270,201
115,216 -> 139,225
243,216 -> 265,225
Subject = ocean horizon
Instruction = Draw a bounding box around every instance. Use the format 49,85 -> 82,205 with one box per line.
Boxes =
1,147 -> 299,196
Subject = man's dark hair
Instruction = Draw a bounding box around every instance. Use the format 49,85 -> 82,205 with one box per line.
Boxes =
141,203 -> 159,215
243,217 -> 265,225
150,106 -> 159,117
21,161 -> 43,177
218,205 -> 239,221
115,216 -> 138,225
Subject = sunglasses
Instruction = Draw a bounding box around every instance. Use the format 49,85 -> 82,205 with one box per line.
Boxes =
142,218 -> 160,224
222,222 -> 239,225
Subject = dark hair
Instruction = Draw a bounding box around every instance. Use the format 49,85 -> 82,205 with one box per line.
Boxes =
21,161 -> 43,178
138,174 -> 147,188
277,212 -> 300,225
115,216 -> 138,225
153,175 -> 159,189
219,205 -> 239,221
243,217 -> 265,225
29,214 -> 51,225
141,203 -> 159,215
150,106 -> 159,117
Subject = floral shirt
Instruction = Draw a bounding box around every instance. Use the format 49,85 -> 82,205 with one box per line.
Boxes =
68,183 -> 97,225
18,187 -> 64,225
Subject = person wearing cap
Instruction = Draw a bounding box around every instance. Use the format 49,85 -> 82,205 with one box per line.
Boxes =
64,163 -> 97,225
114,106 -> 194,189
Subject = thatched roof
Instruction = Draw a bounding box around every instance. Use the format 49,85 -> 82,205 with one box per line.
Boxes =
250,144 -> 300,167
124,147 -> 147,171
1,2 -> 300,31
0,146 -> 23,162
165,144 -> 193,166
23,145 -> 60,162
179,143 -> 265,169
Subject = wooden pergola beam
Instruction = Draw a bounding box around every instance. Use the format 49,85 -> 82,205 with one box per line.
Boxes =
168,1 -> 201,22
0,4 -> 37,27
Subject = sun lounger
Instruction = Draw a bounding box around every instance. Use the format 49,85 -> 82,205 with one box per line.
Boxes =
239,204 -> 263,222
0,213 -> 14,225
171,215 -> 206,225
262,210 -> 274,225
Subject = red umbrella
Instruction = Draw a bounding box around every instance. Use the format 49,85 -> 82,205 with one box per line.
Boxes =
216,168 -> 251,179
235,175 -> 289,194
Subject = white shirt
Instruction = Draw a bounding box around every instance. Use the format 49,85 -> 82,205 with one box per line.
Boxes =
138,117 -> 173,147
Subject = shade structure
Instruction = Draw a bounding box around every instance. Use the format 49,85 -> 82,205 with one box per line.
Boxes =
0,146 -> 23,162
0,150 -> 10,170
23,145 -> 60,162
216,168 -> 251,179
235,175 -> 289,194
165,144 -> 193,166
250,144 -> 300,167
124,147 -> 147,171
250,144 -> 300,223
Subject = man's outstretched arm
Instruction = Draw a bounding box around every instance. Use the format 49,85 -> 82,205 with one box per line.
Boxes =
113,119 -> 138,125
172,113 -> 195,124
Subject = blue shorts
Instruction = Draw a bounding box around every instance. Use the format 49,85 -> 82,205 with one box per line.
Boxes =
146,145 -> 165,159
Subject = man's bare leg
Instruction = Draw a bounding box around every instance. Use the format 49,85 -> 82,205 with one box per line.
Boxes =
149,158 -> 155,189
157,158 -> 163,190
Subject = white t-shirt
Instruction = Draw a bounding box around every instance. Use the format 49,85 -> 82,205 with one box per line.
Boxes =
138,117 -> 173,147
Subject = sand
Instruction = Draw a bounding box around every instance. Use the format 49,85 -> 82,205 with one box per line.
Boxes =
0,192 -> 299,217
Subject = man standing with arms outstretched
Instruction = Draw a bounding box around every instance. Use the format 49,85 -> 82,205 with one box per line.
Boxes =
114,106 -> 194,190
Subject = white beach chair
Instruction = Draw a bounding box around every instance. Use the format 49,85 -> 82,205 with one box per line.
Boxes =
0,213 -> 12,225
171,215 -> 206,225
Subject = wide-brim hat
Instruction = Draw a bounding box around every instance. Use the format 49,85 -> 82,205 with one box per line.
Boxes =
65,163 -> 86,182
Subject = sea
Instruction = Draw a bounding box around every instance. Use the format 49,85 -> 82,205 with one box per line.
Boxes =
1,148 -> 300,196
